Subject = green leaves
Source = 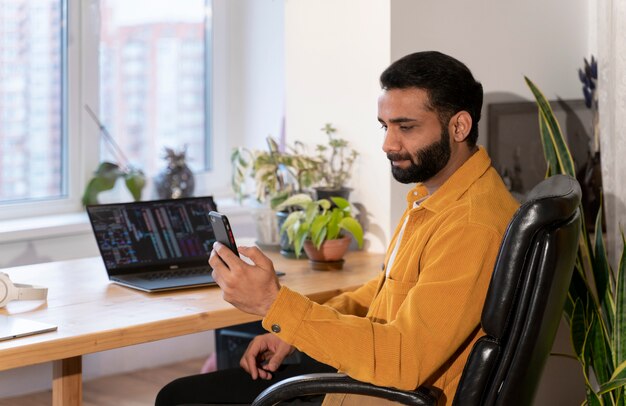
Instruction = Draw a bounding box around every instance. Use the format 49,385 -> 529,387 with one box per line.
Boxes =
278,194 -> 364,258
124,167 -> 146,201
82,162 -> 145,206
571,299 -> 586,357
599,360 -> 626,395
524,77 -> 576,178
617,234 -> 626,370
231,147 -> 252,202
526,77 -> 626,404
230,136 -> 322,207
316,123 -> 359,189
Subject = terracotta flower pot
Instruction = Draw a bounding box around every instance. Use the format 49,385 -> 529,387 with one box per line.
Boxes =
303,235 -> 352,263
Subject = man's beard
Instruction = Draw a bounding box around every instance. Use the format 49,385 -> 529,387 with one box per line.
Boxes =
387,129 -> 451,184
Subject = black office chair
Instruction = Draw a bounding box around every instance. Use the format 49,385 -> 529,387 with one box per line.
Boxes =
252,174 -> 582,406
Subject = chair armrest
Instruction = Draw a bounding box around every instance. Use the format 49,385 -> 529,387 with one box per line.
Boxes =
251,373 -> 438,406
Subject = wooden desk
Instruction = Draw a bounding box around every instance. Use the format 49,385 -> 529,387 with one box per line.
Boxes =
0,250 -> 382,406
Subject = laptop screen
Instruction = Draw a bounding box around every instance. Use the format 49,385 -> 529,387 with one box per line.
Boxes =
87,196 -> 218,275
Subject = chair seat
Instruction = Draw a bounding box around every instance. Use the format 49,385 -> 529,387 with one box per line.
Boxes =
252,373 -> 437,406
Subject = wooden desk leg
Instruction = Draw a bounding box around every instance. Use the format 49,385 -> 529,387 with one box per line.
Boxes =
53,356 -> 82,406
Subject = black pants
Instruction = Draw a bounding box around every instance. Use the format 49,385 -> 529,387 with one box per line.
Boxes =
155,354 -> 335,406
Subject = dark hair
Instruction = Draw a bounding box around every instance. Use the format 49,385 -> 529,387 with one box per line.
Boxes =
380,51 -> 483,147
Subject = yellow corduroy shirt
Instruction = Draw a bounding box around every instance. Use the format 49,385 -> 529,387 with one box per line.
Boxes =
262,147 -> 519,405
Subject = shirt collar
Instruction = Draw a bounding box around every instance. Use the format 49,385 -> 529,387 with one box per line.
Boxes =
405,146 -> 492,212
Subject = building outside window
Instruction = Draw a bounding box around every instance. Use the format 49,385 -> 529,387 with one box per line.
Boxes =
0,0 -> 65,204
99,0 -> 211,178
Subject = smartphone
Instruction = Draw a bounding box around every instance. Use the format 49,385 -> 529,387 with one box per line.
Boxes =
209,211 -> 239,257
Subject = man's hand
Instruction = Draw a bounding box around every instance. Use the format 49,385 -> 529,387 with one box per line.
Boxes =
240,333 -> 295,380
210,243 -> 281,316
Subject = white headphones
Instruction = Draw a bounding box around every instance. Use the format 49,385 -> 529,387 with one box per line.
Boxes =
0,272 -> 48,308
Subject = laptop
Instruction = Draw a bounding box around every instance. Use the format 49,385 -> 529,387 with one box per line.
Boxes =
87,196 -> 221,292
0,315 -> 57,341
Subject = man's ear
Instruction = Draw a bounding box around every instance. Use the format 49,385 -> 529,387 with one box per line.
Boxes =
449,111 -> 472,142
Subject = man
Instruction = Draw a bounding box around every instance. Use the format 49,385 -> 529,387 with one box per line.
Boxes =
156,51 -> 519,406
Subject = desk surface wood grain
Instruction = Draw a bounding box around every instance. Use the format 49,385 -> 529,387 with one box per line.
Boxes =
0,250 -> 383,372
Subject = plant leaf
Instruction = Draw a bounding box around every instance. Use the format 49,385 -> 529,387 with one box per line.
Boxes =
318,199 -> 332,211
312,227 -> 327,250
590,309 -> 613,387
572,299 -> 587,359
310,215 -> 330,247
326,209 -> 343,240
599,379 -> 626,397
598,358 -> 626,395
524,77 -> 576,177
93,161 -> 123,178
616,231 -> 626,369
586,386 -> 604,405
539,117 -> 558,176
566,263 -> 590,322
330,196 -> 350,210
593,204 -> 615,336
339,217 -> 363,248
81,162 -> 123,206
124,168 -> 145,201
81,177 -> 115,206
280,211 -> 304,242
276,193 -> 312,211
269,190 -> 291,210
293,226 -> 309,258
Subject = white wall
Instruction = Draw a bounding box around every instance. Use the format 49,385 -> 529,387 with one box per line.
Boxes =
284,0 -> 392,253
216,0 -> 285,153
598,0 -> 626,268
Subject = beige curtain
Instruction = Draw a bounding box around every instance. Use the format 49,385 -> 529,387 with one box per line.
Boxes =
598,0 -> 626,268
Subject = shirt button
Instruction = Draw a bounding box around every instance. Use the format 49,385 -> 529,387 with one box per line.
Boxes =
271,324 -> 281,333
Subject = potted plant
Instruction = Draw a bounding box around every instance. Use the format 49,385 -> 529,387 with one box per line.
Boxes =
231,136 -> 321,249
526,76 -> 626,405
313,123 -> 359,201
231,136 -> 321,209
154,146 -> 195,199
277,193 -> 364,269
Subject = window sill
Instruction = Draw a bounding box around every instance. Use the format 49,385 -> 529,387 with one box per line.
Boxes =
0,197 -> 252,245
0,212 -> 93,244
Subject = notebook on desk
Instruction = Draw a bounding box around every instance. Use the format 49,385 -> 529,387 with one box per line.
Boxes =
86,196 -> 222,292
0,315 -> 57,341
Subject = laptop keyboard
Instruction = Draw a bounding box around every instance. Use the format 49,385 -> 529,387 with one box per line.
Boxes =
140,266 -> 212,281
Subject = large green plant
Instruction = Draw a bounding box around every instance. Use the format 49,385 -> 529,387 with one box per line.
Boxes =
526,77 -> 626,405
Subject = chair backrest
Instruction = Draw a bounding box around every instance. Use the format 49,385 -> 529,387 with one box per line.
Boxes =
452,174 -> 581,406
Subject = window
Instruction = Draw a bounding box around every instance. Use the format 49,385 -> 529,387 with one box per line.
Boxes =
0,0 -> 67,205
98,0 -> 212,176
0,0 -> 214,220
